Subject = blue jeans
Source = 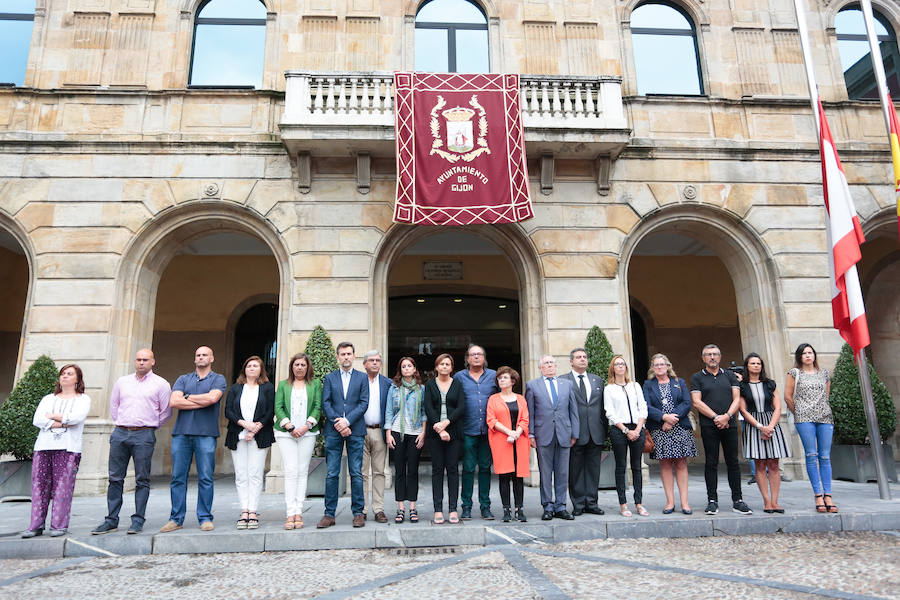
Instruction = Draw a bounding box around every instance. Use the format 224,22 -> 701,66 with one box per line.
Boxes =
169,434 -> 217,525
324,434 -> 364,517
795,422 -> 833,494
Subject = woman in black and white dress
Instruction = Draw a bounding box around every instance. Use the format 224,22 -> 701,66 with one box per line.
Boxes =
738,353 -> 791,514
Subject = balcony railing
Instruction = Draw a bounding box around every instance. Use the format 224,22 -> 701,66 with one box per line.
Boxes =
279,71 -> 629,157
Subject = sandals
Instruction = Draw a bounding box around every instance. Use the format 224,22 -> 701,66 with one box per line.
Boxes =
432,512 -> 445,525
247,512 -> 259,529
448,512 -> 460,524
814,494 -> 827,513
294,515 -> 304,529
237,511 -> 249,530
409,508 -> 419,523
284,516 -> 295,530
395,509 -> 405,523
636,505 -> 650,517
620,507 -> 633,517
823,494 -> 838,513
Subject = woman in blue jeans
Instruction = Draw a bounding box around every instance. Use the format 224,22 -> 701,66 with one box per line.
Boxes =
784,343 -> 837,513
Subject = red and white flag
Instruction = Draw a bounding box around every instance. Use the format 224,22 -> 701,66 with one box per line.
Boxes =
817,100 -> 870,353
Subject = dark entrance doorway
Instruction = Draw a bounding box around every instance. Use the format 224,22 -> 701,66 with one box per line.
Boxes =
232,302 -> 278,383
388,294 -> 520,383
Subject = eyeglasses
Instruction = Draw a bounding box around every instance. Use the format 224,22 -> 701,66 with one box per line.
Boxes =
652,363 -> 668,368
613,362 -> 627,367
468,352 -> 484,357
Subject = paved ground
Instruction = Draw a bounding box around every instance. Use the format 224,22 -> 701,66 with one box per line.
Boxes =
1,464 -> 898,558
0,531 -> 897,599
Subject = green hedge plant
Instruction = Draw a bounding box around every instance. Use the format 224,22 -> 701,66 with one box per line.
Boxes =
304,326 -> 339,456
585,325 -> 615,378
0,355 -> 59,460
830,343 -> 896,446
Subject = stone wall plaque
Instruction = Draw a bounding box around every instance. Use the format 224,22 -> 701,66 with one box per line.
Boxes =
423,261 -> 463,280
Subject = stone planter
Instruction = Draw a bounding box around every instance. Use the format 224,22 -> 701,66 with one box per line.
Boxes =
305,454 -> 347,497
832,443 -> 897,483
0,459 -> 32,501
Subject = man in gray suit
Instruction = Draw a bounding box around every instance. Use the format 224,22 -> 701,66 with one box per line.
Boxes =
560,347 -> 606,516
525,355 -> 580,520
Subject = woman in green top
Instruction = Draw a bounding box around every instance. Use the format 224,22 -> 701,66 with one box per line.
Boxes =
274,352 -> 322,530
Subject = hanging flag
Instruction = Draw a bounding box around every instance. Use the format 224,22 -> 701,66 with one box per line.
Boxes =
393,72 -> 533,226
818,100 -> 870,353
889,101 -> 900,239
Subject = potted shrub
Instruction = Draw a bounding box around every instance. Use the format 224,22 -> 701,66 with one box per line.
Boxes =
830,343 -> 897,483
0,355 -> 58,499
585,326 -> 616,489
302,325 -> 344,496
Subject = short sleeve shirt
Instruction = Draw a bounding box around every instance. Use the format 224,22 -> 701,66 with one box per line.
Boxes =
690,368 -> 739,426
172,370 -> 227,437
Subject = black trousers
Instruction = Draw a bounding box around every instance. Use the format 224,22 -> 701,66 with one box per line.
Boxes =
391,432 -> 422,502
429,435 -> 461,512
499,439 -> 524,508
700,424 -> 742,503
105,427 -> 156,527
569,440 -> 603,510
609,426 -> 644,505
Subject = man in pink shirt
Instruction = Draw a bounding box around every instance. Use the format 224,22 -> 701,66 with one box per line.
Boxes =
92,349 -> 171,535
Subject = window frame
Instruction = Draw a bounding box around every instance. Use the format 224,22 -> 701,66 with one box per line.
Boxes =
835,4 -> 900,100
0,7 -> 35,87
414,0 -> 489,73
630,1 -> 705,96
188,0 -> 267,89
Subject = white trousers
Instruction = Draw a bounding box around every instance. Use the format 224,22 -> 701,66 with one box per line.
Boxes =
279,434 -> 316,516
231,439 -> 268,512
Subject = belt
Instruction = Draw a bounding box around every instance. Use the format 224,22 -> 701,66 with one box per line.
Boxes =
117,425 -> 153,431
366,424 -> 381,429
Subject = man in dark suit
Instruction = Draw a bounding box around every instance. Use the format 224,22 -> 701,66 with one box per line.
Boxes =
318,342 -> 369,528
525,355 -> 580,521
560,347 -> 606,516
362,349 -> 392,523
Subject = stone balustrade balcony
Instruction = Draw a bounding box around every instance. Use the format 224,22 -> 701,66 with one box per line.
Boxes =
279,71 -> 631,160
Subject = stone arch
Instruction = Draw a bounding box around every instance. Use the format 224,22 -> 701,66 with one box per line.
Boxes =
182,0 -> 276,14
107,201 -> 291,392
406,0 -> 496,19
621,0 -> 711,28
619,204 -> 788,376
0,210 -> 36,388
372,223 -> 545,380
826,1 -> 900,33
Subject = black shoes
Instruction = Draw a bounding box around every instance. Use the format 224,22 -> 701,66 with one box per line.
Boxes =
541,510 -> 554,521
127,523 -> 143,535
91,522 -> 118,535
502,508 -> 512,522
733,500 -> 753,515
481,507 -> 495,520
515,508 -> 527,522
584,506 -> 605,515
554,510 -> 575,520
572,508 -> 583,516
460,507 -> 472,520
704,501 -> 719,515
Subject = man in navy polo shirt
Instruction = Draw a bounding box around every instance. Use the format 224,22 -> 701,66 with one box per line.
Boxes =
159,346 -> 226,532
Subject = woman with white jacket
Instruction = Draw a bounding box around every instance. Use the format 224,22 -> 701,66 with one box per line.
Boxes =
604,355 -> 648,517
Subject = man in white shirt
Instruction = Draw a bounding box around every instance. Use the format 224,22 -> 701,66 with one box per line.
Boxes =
362,350 -> 392,523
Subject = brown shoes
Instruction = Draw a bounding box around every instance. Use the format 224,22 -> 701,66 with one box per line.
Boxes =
159,520 -> 182,533
374,511 -> 388,524
200,521 -> 214,531
317,515 -> 336,529
352,514 -> 366,528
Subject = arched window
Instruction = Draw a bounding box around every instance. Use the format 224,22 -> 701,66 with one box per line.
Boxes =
0,0 -> 34,86
631,2 -> 703,95
415,0 -> 489,73
836,5 -> 900,100
190,0 -> 266,88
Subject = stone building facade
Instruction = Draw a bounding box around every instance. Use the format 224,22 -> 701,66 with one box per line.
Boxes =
0,0 -> 898,493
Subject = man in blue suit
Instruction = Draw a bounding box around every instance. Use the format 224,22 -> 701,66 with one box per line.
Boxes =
525,355 -> 580,521
318,342 -> 369,528
362,349 -> 392,523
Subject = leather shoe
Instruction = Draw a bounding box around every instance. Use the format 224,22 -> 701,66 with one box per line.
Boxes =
460,507 -> 472,520
572,508 -> 584,516
584,506 -> 605,515
317,515 -> 336,529
541,510 -> 554,521
352,514 -> 366,528
554,510 -> 575,520
480,507 -> 495,520
374,511 -> 388,524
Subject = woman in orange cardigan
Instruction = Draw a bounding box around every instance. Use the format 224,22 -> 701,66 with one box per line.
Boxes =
486,366 -> 530,523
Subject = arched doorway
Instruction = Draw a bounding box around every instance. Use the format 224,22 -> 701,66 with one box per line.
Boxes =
0,227 -> 31,398
373,225 -> 544,383
860,211 -> 900,455
110,202 -> 290,477
231,302 -> 279,383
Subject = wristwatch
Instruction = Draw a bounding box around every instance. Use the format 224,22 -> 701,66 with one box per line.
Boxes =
184,393 -> 190,401
286,424 -> 296,432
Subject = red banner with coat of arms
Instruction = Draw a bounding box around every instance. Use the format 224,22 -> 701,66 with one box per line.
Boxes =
393,73 -> 533,226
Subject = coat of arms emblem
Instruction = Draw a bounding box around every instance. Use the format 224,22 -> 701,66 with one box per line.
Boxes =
429,95 -> 490,163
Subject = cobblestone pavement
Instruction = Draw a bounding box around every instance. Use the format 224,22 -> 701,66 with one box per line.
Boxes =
0,531 -> 896,599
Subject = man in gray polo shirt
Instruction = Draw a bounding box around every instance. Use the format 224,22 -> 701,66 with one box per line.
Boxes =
159,346 -> 226,532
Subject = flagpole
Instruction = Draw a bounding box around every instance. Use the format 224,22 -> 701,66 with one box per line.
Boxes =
792,0 -> 891,500
858,0 -> 894,137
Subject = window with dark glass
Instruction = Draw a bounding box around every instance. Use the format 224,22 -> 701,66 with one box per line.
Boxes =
631,2 -> 703,95
0,0 -> 35,86
836,6 -> 900,100
190,0 -> 267,88
415,0 -> 489,73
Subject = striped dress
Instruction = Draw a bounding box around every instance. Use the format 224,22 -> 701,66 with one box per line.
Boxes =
742,381 -> 792,459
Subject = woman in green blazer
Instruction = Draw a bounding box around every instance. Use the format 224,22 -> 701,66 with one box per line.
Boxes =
274,352 -> 322,530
